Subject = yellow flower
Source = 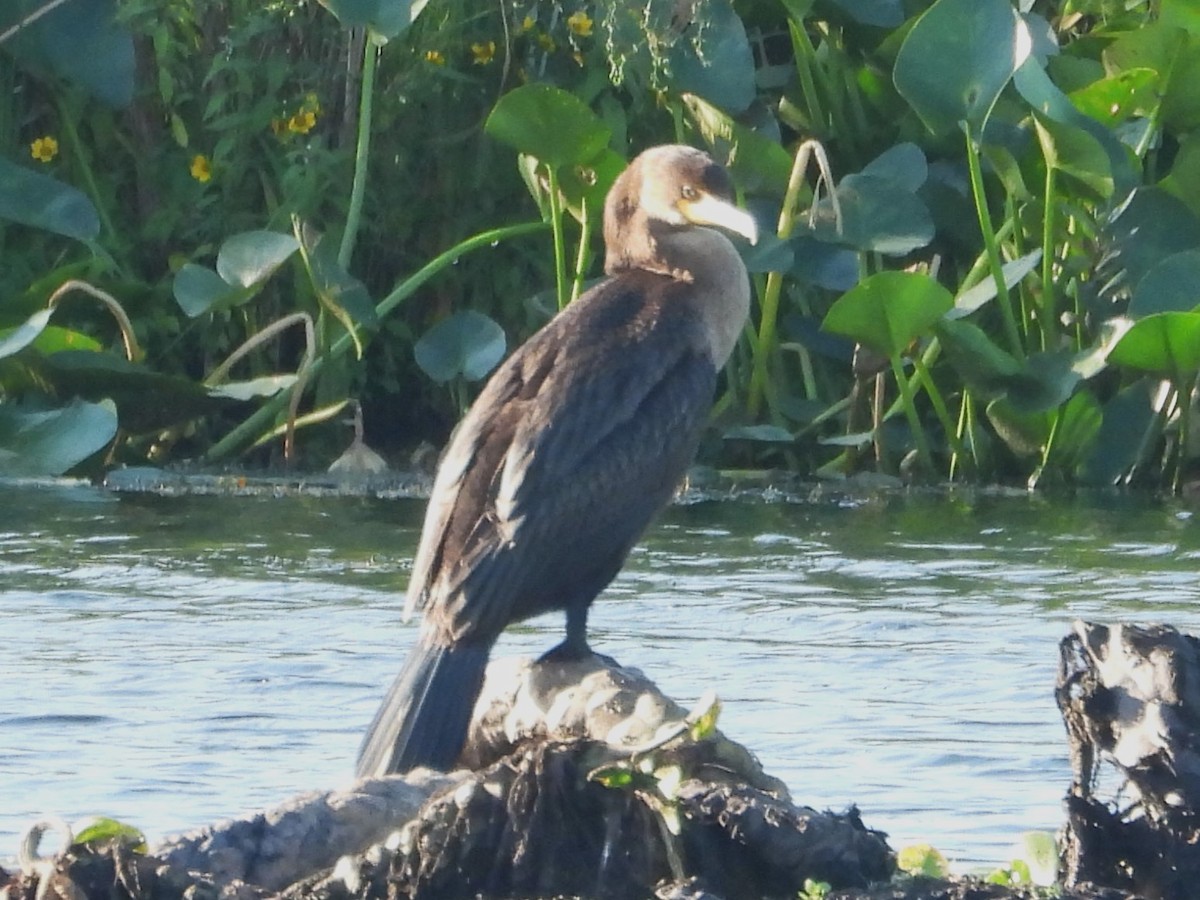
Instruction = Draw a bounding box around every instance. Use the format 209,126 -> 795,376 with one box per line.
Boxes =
189,154 -> 212,183
567,10 -> 593,37
425,49 -> 445,65
521,15 -> 535,32
288,109 -> 317,134
30,136 -> 58,163
471,40 -> 496,65
536,31 -> 556,52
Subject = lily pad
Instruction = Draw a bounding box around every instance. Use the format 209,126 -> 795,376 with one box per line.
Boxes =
669,0 -> 756,114
0,309 -> 53,359
1128,249 -> 1200,317
1108,311 -> 1200,381
173,263 -> 244,318
216,231 -> 301,289
0,397 -> 117,476
314,0 -> 419,39
485,84 -> 611,169
823,271 -> 953,358
415,310 -> 507,383
894,0 -> 1030,135
0,155 -> 100,242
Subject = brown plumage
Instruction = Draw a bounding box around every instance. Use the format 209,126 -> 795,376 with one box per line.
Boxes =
356,144 -> 757,777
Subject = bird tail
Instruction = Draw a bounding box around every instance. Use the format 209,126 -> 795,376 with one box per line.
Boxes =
355,638 -> 490,778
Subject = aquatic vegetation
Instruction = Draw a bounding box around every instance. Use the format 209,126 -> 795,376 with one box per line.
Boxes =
1,0 -> 1198,490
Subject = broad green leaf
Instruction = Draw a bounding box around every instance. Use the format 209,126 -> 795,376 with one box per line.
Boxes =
1033,114 -> 1113,199
1010,351 -> 1081,415
1104,22 -> 1200,133
1013,59 -> 1137,195
1160,138 -> 1200,219
1128,250 -> 1200,317
669,0 -> 755,114
827,173 -> 934,255
0,309 -> 53,359
986,396 -> 1047,458
1067,68 -> 1159,127
0,397 -> 117,476
893,0 -> 1031,135
859,143 -> 928,192
896,844 -> 950,879
1044,391 -> 1102,478
740,233 -> 794,274
414,310 -> 506,383
216,231 -> 300,289
823,271 -> 953,358
936,318 -> 1026,399
314,0 -> 418,39
0,0 -> 134,107
0,155 -> 100,241
31,326 -> 102,355
173,263 -> 242,318
1108,311 -> 1200,381
1100,189 -> 1200,295
71,817 -> 146,852
682,94 -> 791,195
1080,380 -> 1157,485
485,84 -> 611,169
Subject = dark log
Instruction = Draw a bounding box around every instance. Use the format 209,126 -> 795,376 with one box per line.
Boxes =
1057,621 -> 1200,899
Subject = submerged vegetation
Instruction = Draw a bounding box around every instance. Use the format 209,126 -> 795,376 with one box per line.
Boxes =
2,0 -> 1200,491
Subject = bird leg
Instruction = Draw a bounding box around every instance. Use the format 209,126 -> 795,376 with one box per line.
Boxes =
538,604 -> 616,665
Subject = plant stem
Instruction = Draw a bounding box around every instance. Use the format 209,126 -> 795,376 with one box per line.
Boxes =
546,165 -> 568,309
570,197 -> 592,303
1039,163 -> 1057,352
338,31 -> 378,269
889,353 -> 934,474
204,219 -> 549,462
56,97 -> 120,255
963,121 -> 1022,357
910,352 -> 964,466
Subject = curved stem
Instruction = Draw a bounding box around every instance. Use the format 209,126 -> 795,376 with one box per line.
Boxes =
47,279 -> 141,361
203,220 -> 549,462
889,352 -> 934,474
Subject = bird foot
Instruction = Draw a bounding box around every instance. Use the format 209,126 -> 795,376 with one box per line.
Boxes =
537,641 -> 618,668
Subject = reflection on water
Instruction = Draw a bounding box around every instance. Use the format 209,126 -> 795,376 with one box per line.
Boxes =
3,481 -> 1199,870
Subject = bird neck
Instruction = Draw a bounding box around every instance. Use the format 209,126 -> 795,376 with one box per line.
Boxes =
607,222 -> 750,367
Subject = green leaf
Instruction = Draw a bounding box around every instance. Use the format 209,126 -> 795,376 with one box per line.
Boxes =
414,310 -> 507,383
682,94 -> 792,194
0,397 -> 117,476
723,424 -> 794,443
71,817 -> 146,852
485,84 -> 611,169
1068,68 -> 1159,127
823,271 -> 953,357
1013,59 -> 1137,195
827,0 -> 904,27
896,844 -> 950,879
1128,250 -> 1200,317
0,155 -> 100,242
936,318 -> 1026,400
216,231 -> 300,289
173,263 -> 243,318
859,142 -> 927,192
314,0 -> 418,39
1109,311 -> 1200,381
0,0 -> 134,107
1033,114 -> 1113,199
1081,380 -> 1156,485
829,173 -> 934,255
950,250 -> 1042,318
669,0 -> 755,114
297,223 -> 377,358
0,309 -> 53,359
1101,189 -> 1200,295
1104,22 -> 1200,132
893,0 -> 1030,135
208,375 -> 297,401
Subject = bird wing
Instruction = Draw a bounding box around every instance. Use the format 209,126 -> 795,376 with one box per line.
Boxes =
406,272 -> 719,643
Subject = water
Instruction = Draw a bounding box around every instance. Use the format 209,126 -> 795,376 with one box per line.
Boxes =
3,480 -> 1199,873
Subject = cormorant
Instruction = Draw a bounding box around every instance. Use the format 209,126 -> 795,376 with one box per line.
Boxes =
356,144 -> 758,777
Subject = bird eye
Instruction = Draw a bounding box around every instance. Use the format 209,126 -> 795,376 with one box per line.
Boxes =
680,184 -> 698,201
